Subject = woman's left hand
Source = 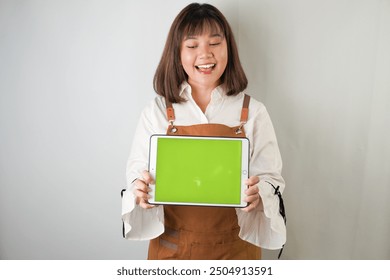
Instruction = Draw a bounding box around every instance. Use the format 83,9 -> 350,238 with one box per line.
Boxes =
242,176 -> 261,212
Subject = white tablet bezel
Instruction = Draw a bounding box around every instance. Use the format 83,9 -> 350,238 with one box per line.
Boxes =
148,134 -> 249,208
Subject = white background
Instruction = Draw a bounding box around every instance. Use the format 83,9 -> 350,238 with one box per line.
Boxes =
0,0 -> 389,259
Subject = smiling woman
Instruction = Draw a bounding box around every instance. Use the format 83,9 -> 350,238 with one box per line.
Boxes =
121,2 -> 286,260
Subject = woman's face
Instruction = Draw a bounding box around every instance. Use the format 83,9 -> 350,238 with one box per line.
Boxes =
180,30 -> 228,90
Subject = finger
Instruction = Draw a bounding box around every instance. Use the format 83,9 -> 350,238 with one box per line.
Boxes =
245,193 -> 260,204
242,190 -> 260,212
134,179 -> 152,192
139,198 -> 156,209
134,188 -> 151,201
244,175 -> 260,186
245,185 -> 259,196
141,170 -> 155,184
241,199 -> 259,212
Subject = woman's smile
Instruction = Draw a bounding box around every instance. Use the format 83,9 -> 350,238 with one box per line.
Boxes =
195,63 -> 216,74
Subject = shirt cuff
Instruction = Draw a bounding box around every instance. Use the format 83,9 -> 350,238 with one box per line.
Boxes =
236,179 -> 286,249
121,187 -> 164,240
259,180 -> 283,219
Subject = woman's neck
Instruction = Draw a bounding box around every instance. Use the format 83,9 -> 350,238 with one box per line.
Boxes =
188,80 -> 220,113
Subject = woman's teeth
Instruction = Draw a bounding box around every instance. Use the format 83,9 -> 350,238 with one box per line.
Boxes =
196,64 -> 215,69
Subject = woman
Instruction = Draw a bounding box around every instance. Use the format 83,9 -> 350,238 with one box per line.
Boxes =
121,3 -> 286,260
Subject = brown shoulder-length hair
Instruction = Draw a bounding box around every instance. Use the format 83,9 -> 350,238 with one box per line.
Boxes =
153,3 -> 248,103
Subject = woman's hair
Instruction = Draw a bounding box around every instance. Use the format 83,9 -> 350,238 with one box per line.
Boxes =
153,3 -> 248,103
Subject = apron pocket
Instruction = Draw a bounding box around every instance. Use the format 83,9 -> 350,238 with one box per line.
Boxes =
156,231 -> 180,260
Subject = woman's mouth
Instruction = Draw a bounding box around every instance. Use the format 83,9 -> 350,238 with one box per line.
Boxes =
195,63 -> 216,74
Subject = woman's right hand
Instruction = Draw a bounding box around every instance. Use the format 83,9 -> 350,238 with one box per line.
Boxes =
133,170 -> 156,209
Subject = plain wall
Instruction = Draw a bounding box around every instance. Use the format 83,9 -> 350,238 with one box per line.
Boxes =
0,0 -> 389,259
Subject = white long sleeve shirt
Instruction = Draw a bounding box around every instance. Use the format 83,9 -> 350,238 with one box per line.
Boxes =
122,83 -> 286,249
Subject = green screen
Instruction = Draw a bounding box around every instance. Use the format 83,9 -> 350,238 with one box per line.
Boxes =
155,138 -> 242,205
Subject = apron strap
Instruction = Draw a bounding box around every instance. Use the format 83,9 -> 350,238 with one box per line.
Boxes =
165,94 -> 251,125
165,99 -> 175,124
240,94 -> 250,124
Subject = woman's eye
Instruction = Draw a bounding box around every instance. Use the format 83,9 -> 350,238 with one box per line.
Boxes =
210,42 -> 221,46
186,45 -> 197,49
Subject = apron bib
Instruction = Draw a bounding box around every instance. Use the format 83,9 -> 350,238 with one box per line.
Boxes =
148,95 -> 261,260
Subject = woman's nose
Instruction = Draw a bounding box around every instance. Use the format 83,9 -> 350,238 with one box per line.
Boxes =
199,45 -> 213,59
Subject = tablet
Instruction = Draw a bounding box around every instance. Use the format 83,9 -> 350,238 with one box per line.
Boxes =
148,134 -> 249,207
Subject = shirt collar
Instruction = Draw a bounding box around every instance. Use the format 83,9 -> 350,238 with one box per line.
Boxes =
178,82 -> 190,96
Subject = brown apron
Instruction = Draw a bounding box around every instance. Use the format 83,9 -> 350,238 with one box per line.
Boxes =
147,95 -> 261,260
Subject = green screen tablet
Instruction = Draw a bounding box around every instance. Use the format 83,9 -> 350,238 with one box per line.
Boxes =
148,135 -> 249,207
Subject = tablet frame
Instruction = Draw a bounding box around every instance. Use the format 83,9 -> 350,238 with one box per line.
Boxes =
148,134 -> 249,208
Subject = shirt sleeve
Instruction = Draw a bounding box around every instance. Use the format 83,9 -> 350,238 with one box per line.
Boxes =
121,99 -> 166,240
236,102 -> 286,250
